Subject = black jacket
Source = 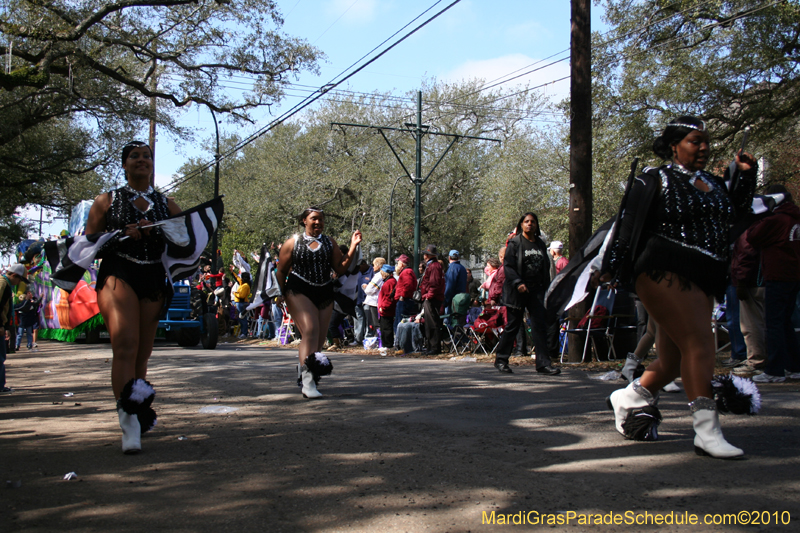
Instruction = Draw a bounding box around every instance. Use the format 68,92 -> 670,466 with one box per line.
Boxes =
501,234 -> 550,309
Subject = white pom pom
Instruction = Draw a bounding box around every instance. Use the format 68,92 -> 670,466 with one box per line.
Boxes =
315,352 -> 330,367
732,375 -> 761,414
129,379 -> 155,404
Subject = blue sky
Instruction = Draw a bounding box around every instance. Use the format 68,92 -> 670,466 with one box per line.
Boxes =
155,0 -> 609,186
28,0 -> 608,240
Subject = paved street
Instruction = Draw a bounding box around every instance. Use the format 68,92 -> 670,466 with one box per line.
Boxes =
1,339 -> 799,532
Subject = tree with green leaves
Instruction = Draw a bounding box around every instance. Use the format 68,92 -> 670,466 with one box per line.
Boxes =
592,0 -> 800,211
0,0 -> 321,251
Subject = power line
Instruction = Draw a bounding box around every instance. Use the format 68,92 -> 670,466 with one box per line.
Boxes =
164,0 -> 462,193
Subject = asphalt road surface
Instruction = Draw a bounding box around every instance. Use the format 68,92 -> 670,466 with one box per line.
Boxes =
2,339 -> 799,532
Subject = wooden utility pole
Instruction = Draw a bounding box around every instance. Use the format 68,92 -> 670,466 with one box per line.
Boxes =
332,91 -> 499,269
568,0 -> 593,362
148,58 -> 158,188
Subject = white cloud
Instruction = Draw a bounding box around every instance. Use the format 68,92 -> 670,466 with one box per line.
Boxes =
441,54 -> 571,102
326,0 -> 378,24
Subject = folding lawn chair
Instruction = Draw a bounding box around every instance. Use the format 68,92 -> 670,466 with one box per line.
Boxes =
278,303 -> 297,345
466,306 -> 504,355
560,285 -> 615,363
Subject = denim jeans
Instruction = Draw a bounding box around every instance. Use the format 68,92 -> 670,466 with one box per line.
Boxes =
396,320 -> 423,353
235,302 -> 249,336
725,284 -> 747,360
764,280 -> 800,376
16,325 -> 34,349
354,304 -> 366,343
255,317 -> 267,338
271,303 -> 283,339
394,299 -> 416,336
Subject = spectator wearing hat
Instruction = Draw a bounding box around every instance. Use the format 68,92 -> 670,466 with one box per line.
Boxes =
1,264 -> 29,394
15,290 -> 40,352
549,241 -> 569,274
393,254 -> 417,335
747,185 -> 800,383
363,257 -> 387,338
353,258 -> 371,345
444,250 -> 467,315
419,244 -> 445,355
377,265 -> 398,347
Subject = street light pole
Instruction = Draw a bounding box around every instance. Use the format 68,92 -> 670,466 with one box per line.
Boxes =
210,108 -> 221,272
388,174 -> 405,262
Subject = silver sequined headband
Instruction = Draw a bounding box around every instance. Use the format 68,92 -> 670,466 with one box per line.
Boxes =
668,120 -> 706,132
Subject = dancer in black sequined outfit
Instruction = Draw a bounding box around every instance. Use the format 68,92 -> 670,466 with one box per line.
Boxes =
276,207 -> 361,398
86,141 -> 182,453
602,116 -> 757,458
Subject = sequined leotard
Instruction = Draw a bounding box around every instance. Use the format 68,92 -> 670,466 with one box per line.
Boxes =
96,186 -> 172,301
284,233 -> 336,309
609,163 -> 755,299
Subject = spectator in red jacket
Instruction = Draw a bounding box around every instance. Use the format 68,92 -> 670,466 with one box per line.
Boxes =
487,247 -> 506,305
419,244 -> 445,355
377,265 -> 397,347
393,254 -> 417,335
747,185 -> 800,383
548,241 -> 569,274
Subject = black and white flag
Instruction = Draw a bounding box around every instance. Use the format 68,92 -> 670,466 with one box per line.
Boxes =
160,196 -> 224,283
44,196 -> 224,292
44,231 -> 121,292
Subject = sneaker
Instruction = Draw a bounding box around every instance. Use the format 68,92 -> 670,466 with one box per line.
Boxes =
733,364 -> 757,375
347,341 -> 359,347
662,381 -> 682,393
752,372 -> 786,383
32,343 -> 38,348
30,348 -> 39,352
0,387 -> 13,394
785,371 -> 800,380
721,357 -> 746,368
238,334 -> 246,339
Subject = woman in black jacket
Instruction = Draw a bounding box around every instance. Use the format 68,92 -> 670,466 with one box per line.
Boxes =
602,116 -> 757,458
494,212 -> 561,376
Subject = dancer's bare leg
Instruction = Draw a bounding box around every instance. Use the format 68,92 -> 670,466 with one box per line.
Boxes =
98,278 -> 142,400
285,293 -> 323,365
135,298 -> 164,380
635,273 -> 715,401
315,304 -> 334,353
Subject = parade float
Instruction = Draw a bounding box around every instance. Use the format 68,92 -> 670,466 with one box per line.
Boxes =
21,200 -> 104,342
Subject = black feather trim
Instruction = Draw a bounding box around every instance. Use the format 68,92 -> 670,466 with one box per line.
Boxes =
117,378 -> 157,434
622,405 -> 662,441
137,407 -> 157,434
305,352 -> 333,380
711,374 -> 761,415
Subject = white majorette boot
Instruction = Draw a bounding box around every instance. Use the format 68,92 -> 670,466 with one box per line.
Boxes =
621,352 -> 642,383
118,408 -> 142,454
301,365 -> 322,399
607,378 -> 661,440
690,396 -> 744,459
117,378 -> 157,454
